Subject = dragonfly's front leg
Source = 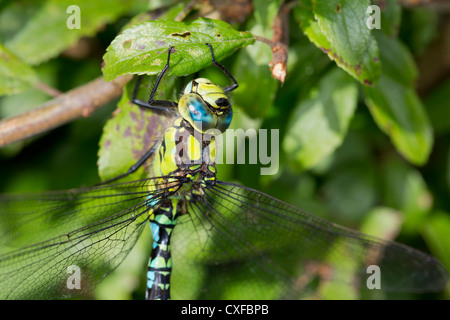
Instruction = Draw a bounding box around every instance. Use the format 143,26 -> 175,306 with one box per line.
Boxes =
131,46 -> 178,112
100,143 -> 158,184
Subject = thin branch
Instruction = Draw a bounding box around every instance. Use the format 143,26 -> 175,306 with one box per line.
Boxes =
254,1 -> 291,83
0,75 -> 132,147
269,2 -> 290,83
254,34 -> 288,81
34,82 -> 62,97
254,35 -> 273,46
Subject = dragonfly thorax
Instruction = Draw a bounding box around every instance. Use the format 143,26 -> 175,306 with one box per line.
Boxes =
178,78 -> 232,133
153,117 -> 217,184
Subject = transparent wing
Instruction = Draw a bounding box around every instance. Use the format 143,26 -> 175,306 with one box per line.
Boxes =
0,177 -> 181,299
169,181 -> 448,299
1,178 -> 447,300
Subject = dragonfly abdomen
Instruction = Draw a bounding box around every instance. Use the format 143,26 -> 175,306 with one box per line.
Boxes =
146,199 -> 179,300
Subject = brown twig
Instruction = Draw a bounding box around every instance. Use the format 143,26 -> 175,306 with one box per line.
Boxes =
269,2 -> 290,83
254,35 -> 288,84
0,75 -> 132,147
254,2 -> 291,83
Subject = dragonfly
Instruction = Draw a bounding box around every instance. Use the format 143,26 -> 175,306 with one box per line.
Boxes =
0,43 -> 448,300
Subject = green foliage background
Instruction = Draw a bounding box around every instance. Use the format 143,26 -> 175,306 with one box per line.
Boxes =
0,0 -> 449,299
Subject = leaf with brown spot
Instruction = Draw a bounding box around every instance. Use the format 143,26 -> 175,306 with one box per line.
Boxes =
295,0 -> 380,86
102,18 -> 254,81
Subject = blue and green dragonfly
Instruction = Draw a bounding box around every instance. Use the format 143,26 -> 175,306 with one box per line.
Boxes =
0,44 -> 448,300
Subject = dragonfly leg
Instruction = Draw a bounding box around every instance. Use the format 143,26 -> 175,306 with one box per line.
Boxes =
205,43 -> 238,92
100,143 -> 158,184
131,46 -> 178,111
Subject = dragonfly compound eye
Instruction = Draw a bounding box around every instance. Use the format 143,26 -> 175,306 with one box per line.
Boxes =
215,105 -> 233,132
180,78 -> 233,133
191,78 -> 230,111
178,93 -> 217,133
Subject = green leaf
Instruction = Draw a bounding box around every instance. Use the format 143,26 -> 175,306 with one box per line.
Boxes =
313,0 -> 373,69
381,156 -> 432,233
363,33 -> 433,166
360,207 -> 402,240
422,211 -> 450,272
323,162 -> 377,223
5,0 -> 130,65
296,0 -> 332,50
0,62 -> 57,116
0,1 -> 43,43
375,32 -> 418,86
0,43 -> 38,95
102,18 -> 255,81
297,0 -> 381,85
427,78 -> 450,135
283,68 -> 358,171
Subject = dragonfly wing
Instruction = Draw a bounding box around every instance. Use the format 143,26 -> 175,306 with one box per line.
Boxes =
0,178 -> 177,299
170,181 -> 448,299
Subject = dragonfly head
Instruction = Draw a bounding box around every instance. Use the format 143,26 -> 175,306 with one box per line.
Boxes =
178,78 -> 232,134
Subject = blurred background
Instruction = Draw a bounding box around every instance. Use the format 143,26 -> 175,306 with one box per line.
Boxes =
0,0 -> 449,299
